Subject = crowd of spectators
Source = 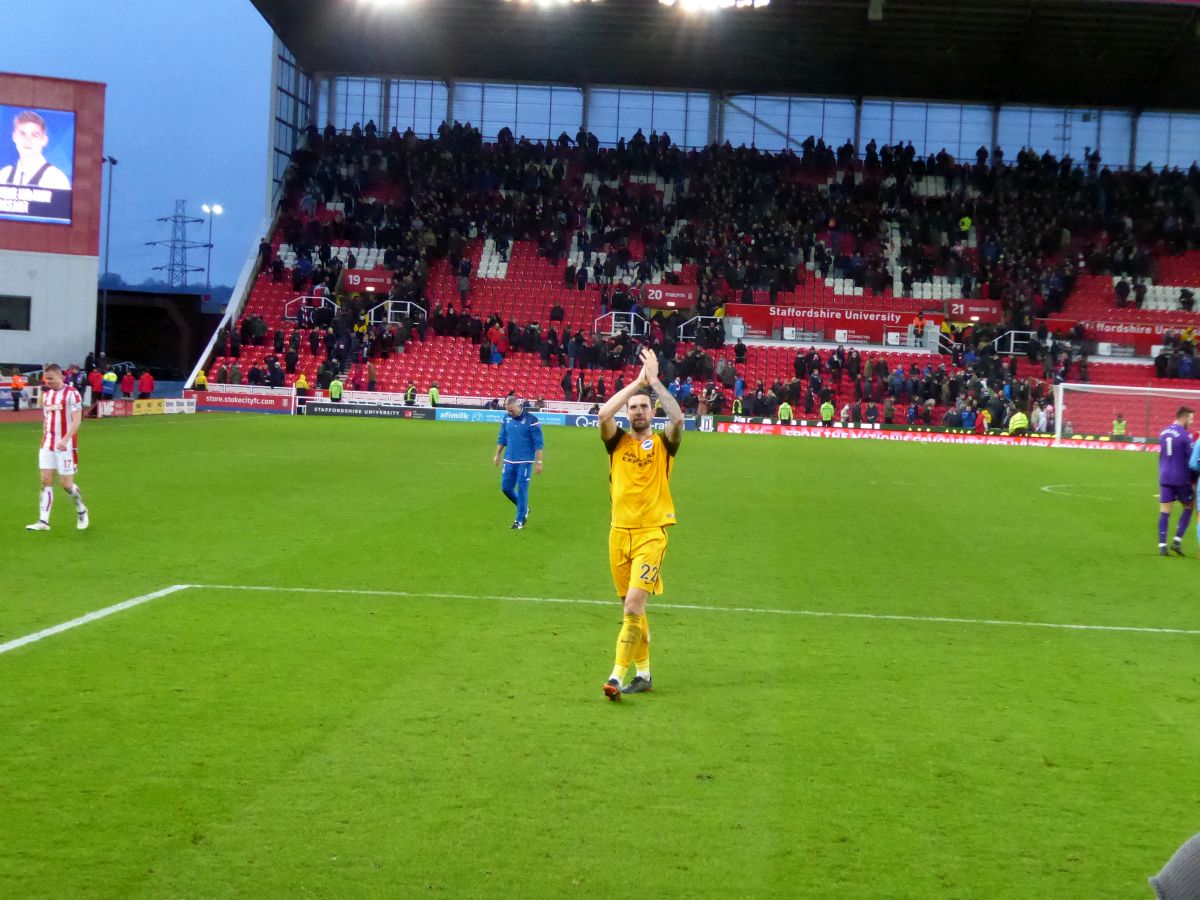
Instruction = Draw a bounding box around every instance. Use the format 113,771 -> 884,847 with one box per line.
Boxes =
208,115 -> 1200,419
4,355 -> 159,412
1155,328 -> 1200,380
274,119 -> 1199,336
716,338 -> 1055,430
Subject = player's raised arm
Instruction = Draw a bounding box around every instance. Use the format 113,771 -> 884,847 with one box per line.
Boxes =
598,368 -> 648,442
639,348 -> 684,449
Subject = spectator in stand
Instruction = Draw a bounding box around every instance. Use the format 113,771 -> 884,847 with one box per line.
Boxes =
138,370 -> 155,399
119,370 -> 135,399
679,376 -> 694,409
458,268 -> 471,307
229,363 -> 242,385
1008,406 -> 1029,436
9,368 -> 26,411
758,389 -> 777,418
1030,403 -> 1046,433
86,366 -> 103,402
1115,278 -> 1131,308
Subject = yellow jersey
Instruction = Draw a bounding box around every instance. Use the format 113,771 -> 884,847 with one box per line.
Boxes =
603,427 -> 679,528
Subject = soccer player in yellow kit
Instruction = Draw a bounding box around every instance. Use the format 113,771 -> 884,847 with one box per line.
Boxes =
601,348 -> 685,701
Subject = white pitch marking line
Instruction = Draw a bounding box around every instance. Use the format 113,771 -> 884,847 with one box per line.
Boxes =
0,584 -> 192,656
6,582 -> 1199,659
193,584 -> 1200,637
1040,482 -> 1143,500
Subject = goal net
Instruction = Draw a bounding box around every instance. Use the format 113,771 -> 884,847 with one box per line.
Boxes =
1054,382 -> 1200,440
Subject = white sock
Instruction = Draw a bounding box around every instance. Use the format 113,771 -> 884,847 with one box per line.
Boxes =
39,486 -> 53,522
609,666 -> 626,683
66,484 -> 86,511
636,667 -> 651,679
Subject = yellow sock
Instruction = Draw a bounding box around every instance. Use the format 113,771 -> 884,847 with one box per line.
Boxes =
635,613 -> 650,675
613,613 -> 643,675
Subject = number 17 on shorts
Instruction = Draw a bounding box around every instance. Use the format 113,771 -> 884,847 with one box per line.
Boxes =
38,449 -> 77,476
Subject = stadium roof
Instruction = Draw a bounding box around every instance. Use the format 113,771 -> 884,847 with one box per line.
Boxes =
255,0 -> 1200,111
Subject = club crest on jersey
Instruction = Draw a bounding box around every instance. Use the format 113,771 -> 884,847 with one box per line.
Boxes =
641,438 -> 654,450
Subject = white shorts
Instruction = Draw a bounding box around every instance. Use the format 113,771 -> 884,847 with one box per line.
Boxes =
38,448 -> 77,476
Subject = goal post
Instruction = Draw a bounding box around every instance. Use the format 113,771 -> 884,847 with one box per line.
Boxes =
1054,382 -> 1200,440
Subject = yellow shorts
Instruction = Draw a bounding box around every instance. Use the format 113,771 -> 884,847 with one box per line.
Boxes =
609,526 -> 670,598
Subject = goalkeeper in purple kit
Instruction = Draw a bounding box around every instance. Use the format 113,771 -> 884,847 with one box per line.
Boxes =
1158,406 -> 1194,556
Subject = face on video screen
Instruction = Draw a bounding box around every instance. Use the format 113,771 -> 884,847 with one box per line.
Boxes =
0,105 -> 75,225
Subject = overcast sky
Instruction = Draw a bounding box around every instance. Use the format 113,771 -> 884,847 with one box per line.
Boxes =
6,0 -> 272,289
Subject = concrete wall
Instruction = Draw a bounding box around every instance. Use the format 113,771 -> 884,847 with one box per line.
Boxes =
0,249 -> 98,365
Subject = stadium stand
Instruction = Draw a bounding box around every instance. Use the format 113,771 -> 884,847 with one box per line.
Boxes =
198,122 -> 1200,434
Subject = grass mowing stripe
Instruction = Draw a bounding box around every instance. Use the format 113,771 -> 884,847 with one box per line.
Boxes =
0,584 -> 191,656
192,583 -> 1200,637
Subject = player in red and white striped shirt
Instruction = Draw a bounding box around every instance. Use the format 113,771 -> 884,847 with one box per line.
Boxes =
27,363 -> 89,531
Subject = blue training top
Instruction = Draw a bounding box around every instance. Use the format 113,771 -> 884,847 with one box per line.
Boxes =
497,412 -> 544,463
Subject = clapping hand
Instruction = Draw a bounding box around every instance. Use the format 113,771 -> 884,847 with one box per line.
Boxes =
638,348 -> 659,387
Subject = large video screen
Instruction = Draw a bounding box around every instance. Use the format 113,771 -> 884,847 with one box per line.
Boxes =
0,105 -> 75,225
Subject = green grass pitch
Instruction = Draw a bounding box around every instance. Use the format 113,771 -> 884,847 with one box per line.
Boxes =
1,413 -> 1197,898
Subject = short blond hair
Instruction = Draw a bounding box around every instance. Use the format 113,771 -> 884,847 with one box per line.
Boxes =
13,110 -> 47,135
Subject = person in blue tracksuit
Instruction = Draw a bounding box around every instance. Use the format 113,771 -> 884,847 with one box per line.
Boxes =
492,395 -> 544,530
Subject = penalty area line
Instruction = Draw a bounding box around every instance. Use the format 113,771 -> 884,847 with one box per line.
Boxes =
192,584 -> 1200,638
0,584 -> 193,656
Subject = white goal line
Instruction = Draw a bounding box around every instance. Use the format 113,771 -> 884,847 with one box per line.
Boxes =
3,582 -> 1200,658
